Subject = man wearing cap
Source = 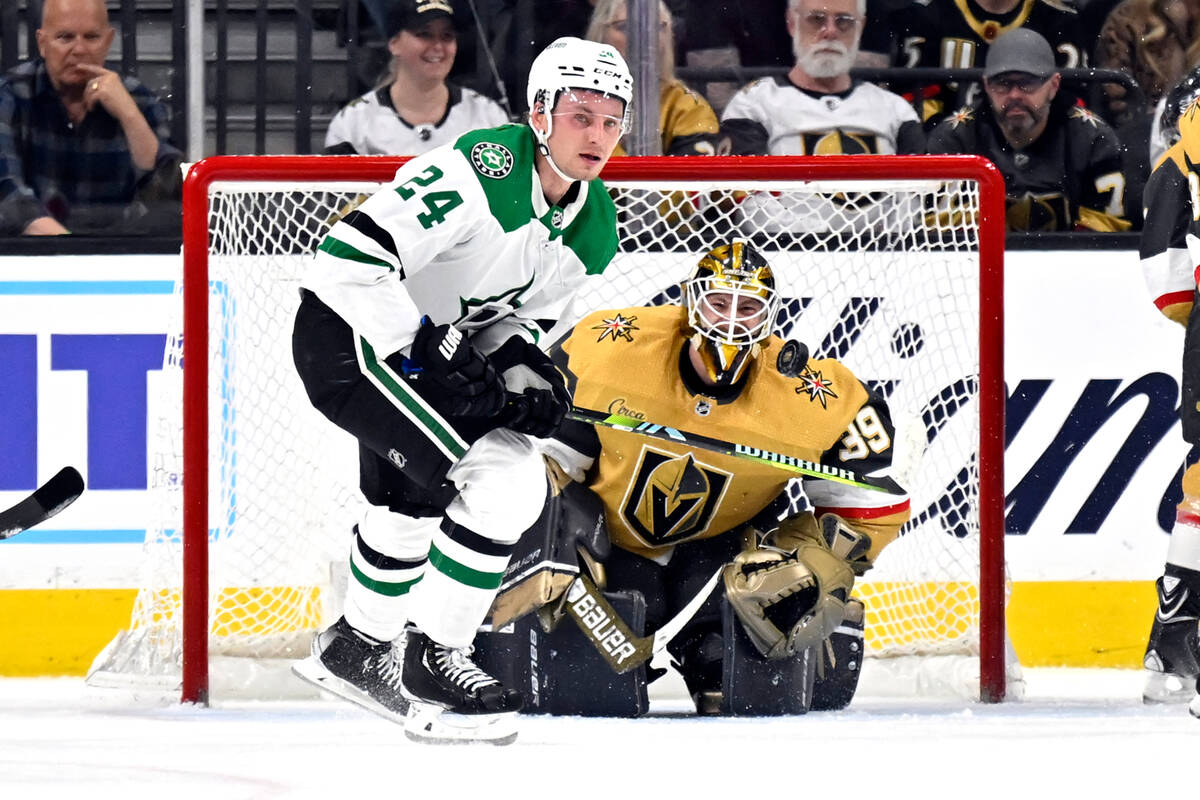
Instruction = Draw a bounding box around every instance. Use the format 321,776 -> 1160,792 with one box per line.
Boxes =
324,0 -> 508,155
927,28 -> 1128,232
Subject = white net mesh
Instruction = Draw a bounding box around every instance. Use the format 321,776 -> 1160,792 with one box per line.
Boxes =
88,159 -> 1003,698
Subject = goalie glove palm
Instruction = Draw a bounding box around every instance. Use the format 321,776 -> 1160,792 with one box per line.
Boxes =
406,317 -> 506,418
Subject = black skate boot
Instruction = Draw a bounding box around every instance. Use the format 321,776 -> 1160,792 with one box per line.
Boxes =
401,628 -> 523,745
291,616 -> 408,722
1143,571 -> 1200,704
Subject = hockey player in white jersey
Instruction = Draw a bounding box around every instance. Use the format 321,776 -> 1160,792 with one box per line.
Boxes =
290,36 -> 633,744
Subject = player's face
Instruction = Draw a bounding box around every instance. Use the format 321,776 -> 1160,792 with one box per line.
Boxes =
984,71 -> 1060,140
537,90 -> 626,181
788,0 -> 862,79
389,18 -> 457,84
36,0 -> 113,91
697,290 -> 770,342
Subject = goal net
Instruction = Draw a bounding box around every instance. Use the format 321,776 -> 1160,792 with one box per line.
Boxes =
87,154 -> 1011,704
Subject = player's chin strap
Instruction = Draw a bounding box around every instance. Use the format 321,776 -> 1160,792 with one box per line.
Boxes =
531,119 -> 578,186
545,566 -> 724,675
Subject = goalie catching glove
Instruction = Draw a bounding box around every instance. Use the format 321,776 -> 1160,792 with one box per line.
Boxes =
489,335 -> 572,438
723,514 -> 871,660
404,316 -> 506,418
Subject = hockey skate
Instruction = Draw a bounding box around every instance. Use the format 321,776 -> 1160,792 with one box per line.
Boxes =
1142,575 -> 1200,704
400,628 -> 523,745
291,617 -> 409,723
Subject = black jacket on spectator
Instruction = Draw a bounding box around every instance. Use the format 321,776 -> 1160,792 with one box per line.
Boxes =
927,94 -> 1129,231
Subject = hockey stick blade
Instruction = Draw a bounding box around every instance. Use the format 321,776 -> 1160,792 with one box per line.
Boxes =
0,467 -> 85,540
566,408 -> 902,493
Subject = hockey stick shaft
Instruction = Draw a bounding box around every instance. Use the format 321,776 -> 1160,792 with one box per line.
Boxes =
566,408 -> 900,493
0,466 -> 85,540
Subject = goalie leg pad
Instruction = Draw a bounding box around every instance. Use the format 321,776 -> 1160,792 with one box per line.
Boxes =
720,597 -> 816,716
474,589 -> 649,717
810,598 -> 865,711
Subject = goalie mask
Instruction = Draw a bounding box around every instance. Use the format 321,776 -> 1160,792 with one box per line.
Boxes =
684,240 -> 781,386
1160,67 -> 1200,152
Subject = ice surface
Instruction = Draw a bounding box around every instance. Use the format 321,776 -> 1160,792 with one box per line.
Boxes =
0,668 -> 1193,799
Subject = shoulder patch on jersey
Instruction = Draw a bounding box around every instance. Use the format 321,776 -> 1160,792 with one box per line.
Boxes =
591,313 -> 639,342
947,107 -> 975,128
470,141 -> 514,178
1069,106 -> 1101,127
794,367 -> 839,408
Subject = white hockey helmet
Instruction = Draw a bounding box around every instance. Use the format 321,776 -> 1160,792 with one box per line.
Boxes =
526,36 -> 634,141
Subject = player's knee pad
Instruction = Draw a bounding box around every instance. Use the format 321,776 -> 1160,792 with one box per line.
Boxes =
445,428 -> 547,542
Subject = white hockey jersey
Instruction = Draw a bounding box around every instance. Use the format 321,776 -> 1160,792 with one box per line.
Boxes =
720,77 -> 925,235
721,76 -> 923,156
323,83 -> 510,156
302,123 -> 618,360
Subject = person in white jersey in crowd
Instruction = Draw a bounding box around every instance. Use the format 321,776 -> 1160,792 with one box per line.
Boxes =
291,36 -> 632,744
719,0 -> 925,234
323,0 -> 509,156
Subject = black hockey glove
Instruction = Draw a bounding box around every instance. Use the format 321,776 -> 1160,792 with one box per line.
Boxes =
502,387 -> 569,438
404,317 -> 506,418
489,336 -> 572,438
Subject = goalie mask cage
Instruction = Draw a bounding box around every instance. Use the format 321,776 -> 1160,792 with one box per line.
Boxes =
87,155 -> 1007,706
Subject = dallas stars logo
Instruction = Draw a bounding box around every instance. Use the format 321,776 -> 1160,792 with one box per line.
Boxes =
592,313 -> 639,342
947,107 -> 975,129
454,275 -> 535,327
795,367 -> 838,408
1069,106 -> 1102,128
470,142 -> 514,179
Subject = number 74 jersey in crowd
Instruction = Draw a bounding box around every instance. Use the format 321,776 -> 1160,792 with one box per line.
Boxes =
554,305 -> 911,561
301,123 -> 619,356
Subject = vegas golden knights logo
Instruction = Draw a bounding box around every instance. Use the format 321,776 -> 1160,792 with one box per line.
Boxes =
621,448 -> 730,546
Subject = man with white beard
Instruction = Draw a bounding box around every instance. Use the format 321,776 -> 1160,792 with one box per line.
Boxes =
718,0 -> 924,236
719,0 -> 924,158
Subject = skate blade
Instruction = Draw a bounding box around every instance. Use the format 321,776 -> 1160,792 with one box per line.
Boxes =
403,701 -> 518,746
1142,671 -> 1198,704
291,657 -> 409,724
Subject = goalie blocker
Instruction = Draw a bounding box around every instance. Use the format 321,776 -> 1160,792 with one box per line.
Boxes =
472,476 -> 865,715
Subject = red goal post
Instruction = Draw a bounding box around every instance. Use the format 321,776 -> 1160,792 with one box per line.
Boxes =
173,154 -> 1005,705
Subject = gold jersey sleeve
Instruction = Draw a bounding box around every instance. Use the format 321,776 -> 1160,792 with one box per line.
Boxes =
561,305 -> 909,560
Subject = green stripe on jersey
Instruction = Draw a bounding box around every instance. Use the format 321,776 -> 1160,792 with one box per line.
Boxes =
357,337 -> 468,460
350,560 -> 422,597
428,543 -> 504,590
318,235 -> 395,271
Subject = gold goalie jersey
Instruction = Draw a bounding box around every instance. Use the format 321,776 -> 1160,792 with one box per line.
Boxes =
556,305 -> 912,560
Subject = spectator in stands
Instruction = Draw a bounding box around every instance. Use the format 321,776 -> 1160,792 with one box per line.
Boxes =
721,0 -> 925,156
719,0 -> 925,236
858,0 -> 1090,128
585,0 -> 722,155
927,28 -> 1129,231
324,0 -> 509,155
1095,0 -> 1199,127
0,0 -> 182,236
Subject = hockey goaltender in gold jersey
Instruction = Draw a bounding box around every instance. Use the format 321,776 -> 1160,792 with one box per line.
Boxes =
478,239 -> 912,716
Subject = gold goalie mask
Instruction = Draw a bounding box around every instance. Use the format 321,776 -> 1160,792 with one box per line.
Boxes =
684,240 -> 781,386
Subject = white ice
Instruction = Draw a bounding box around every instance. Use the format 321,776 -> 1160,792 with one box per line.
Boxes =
1,668 -> 1193,800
